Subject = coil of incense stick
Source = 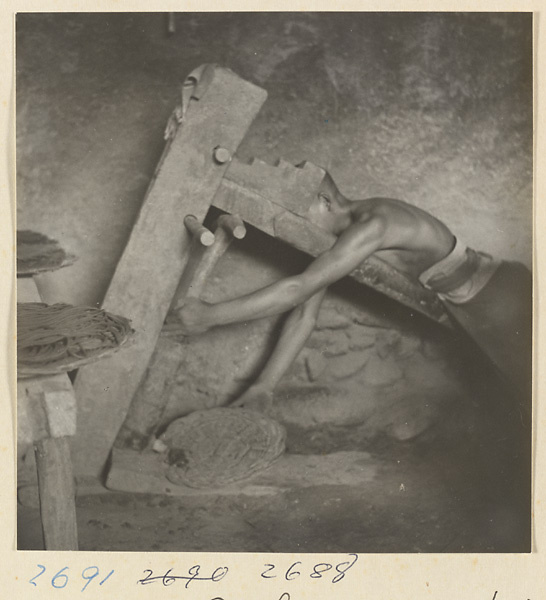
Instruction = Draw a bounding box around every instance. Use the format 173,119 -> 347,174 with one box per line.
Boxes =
161,408 -> 286,488
17,302 -> 133,377
17,230 -> 76,276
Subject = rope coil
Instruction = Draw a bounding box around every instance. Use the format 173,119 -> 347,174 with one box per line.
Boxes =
17,302 -> 133,377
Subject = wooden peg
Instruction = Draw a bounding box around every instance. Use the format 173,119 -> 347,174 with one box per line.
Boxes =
216,213 -> 246,240
184,215 -> 215,246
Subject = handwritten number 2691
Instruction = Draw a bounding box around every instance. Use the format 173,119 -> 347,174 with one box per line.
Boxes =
29,565 -> 114,591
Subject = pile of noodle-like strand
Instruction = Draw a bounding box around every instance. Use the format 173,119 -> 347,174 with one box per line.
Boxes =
18,302 -> 132,372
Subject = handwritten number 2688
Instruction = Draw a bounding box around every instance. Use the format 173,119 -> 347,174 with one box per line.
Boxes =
261,554 -> 358,584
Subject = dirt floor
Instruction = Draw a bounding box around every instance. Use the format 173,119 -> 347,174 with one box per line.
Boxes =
18,348 -> 531,552
18,415 -> 530,553
15,13 -> 533,553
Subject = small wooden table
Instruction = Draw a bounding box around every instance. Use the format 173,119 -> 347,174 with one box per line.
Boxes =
17,277 -> 79,550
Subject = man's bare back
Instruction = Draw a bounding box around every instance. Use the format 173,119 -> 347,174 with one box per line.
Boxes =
308,171 -> 455,274
340,196 -> 455,278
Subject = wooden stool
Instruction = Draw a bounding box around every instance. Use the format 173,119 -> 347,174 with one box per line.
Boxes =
17,276 -> 79,550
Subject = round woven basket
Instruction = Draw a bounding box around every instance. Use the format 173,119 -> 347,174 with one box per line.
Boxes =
161,408 -> 286,488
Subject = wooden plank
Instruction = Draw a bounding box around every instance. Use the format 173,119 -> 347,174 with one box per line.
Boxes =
72,67 -> 267,478
106,447 -> 377,497
111,337 -> 184,451
212,164 -> 446,321
34,437 -> 78,550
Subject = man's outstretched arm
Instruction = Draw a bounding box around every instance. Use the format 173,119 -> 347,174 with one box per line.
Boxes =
231,289 -> 327,411
177,215 -> 386,333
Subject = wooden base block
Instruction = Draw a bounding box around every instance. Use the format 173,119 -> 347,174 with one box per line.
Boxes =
106,448 -> 377,497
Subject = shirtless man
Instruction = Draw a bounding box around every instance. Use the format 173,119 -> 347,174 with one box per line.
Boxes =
177,170 -> 532,413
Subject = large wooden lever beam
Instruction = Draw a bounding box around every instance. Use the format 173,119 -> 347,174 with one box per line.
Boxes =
72,65 -> 267,479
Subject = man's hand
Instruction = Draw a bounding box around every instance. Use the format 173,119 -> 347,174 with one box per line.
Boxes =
175,298 -> 212,335
231,384 -> 274,413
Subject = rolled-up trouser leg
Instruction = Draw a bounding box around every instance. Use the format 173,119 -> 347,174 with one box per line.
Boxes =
443,261 -> 532,412
444,261 -> 532,543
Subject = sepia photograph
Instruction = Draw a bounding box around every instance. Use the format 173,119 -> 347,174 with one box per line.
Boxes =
15,11 -> 533,555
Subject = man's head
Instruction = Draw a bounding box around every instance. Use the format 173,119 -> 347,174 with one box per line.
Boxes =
246,159 -> 352,235
305,171 -> 352,235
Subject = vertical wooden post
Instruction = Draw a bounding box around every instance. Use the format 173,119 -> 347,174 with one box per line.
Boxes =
18,375 -> 79,550
34,437 -> 78,550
